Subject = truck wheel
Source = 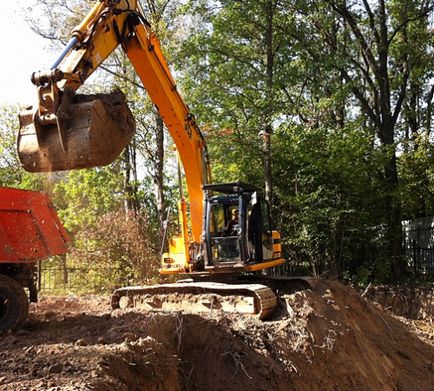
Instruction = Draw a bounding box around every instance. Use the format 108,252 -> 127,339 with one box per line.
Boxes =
0,275 -> 29,333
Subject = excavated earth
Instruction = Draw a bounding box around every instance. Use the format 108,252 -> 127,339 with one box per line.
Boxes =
1,280 -> 434,390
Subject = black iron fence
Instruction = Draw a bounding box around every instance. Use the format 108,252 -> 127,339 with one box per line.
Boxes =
404,226 -> 434,276
403,216 -> 434,276
410,245 -> 434,275
270,258 -> 312,277
38,266 -> 86,292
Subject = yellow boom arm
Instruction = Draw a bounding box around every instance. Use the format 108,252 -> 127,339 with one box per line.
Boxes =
19,0 -> 211,245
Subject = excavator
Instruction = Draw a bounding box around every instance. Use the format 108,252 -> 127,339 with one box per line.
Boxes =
18,0 -> 312,319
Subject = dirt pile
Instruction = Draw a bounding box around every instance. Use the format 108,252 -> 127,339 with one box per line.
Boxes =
1,281 -> 434,390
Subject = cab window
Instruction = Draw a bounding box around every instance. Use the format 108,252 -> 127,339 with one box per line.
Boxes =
210,204 -> 225,234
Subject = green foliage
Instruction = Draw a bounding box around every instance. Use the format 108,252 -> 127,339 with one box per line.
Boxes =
53,167 -> 124,232
399,140 -> 434,219
51,166 -> 162,290
69,210 -> 160,291
0,104 -> 45,189
272,122 -> 387,278
176,0 -> 297,185
175,0 -> 434,282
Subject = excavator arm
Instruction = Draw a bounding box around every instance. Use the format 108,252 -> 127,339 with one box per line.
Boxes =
18,0 -> 210,244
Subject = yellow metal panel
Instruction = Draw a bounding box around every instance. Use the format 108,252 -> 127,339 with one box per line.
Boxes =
272,230 -> 282,253
61,6 -> 130,90
159,268 -> 183,275
272,230 -> 281,240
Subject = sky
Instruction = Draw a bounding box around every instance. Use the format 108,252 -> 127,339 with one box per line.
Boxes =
0,1 -> 55,105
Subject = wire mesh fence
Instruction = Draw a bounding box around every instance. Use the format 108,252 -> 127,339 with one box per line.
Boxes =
37,261 -> 117,294
39,266 -> 86,292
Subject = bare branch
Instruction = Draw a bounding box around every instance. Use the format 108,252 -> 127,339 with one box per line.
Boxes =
99,65 -> 146,91
425,84 -> 434,136
328,0 -> 380,79
340,68 -> 378,126
392,66 -> 409,126
361,0 -> 381,46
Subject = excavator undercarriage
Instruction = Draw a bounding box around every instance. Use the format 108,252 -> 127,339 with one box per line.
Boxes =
111,276 -> 315,320
110,179 -> 314,321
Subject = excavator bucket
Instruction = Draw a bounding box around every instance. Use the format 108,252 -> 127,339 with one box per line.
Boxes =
17,91 -> 135,172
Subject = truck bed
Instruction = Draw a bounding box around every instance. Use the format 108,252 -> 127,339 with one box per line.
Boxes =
0,187 -> 69,263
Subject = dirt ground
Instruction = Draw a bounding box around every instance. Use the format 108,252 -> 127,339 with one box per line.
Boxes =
1,280 -> 434,391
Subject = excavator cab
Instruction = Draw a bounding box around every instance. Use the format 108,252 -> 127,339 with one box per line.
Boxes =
203,183 -> 277,272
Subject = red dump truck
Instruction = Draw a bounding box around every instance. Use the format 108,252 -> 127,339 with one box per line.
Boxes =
0,187 -> 69,332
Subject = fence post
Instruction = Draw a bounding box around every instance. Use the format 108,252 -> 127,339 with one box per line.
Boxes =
413,239 -> 417,274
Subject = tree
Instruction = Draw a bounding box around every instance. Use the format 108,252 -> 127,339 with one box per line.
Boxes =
176,0 -> 434,281
290,0 -> 434,278
0,104 -> 46,190
176,0 -> 301,205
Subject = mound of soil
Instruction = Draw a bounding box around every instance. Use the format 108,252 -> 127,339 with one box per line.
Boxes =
1,281 -> 434,390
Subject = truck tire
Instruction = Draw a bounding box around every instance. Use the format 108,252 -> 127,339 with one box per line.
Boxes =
0,274 -> 29,333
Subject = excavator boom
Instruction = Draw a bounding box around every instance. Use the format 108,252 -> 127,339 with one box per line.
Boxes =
18,0 -> 208,244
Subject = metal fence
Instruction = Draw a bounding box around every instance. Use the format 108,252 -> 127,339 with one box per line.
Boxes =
37,262 -> 117,293
38,266 -> 85,292
404,233 -> 434,275
403,223 -> 434,276
270,258 -> 312,277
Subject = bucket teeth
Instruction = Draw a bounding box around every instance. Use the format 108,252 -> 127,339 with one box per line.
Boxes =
17,90 -> 135,172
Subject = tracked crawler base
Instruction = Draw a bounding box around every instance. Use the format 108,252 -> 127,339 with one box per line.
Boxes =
111,276 -> 315,320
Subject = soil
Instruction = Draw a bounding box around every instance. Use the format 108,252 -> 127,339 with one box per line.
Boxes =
71,89 -> 135,128
1,280 -> 434,391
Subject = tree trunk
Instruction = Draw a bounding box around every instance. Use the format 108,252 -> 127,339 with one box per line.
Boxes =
326,0 -> 410,280
153,111 -> 165,237
426,85 -> 434,139
380,124 -> 404,279
122,145 -> 139,215
263,0 -> 274,207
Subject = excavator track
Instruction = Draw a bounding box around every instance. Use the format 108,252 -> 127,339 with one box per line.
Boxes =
111,277 -> 316,320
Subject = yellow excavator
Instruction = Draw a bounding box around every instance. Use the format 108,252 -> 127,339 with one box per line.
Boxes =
18,0 -> 311,319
